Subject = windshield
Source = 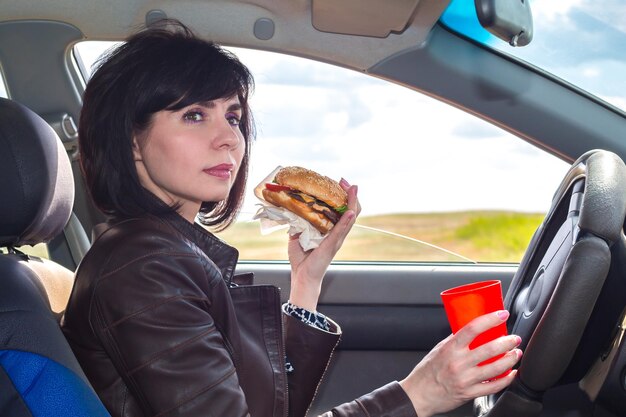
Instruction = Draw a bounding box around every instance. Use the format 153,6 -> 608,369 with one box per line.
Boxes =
441,0 -> 626,114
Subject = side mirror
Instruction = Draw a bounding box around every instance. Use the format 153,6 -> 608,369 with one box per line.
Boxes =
475,0 -> 533,46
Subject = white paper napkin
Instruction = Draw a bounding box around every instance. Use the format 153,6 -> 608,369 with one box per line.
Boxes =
252,166 -> 326,251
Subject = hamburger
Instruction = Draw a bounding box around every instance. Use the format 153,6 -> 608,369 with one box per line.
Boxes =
262,166 -> 348,234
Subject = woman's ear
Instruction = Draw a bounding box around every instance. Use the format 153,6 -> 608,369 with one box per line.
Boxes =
132,137 -> 143,161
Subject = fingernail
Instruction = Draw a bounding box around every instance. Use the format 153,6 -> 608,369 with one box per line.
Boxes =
497,310 -> 509,321
340,178 -> 350,187
514,335 -> 522,346
353,185 -> 358,196
506,348 -> 521,360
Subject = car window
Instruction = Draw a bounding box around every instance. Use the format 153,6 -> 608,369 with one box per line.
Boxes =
1,244 -> 50,259
74,42 -> 569,264
0,68 -> 8,98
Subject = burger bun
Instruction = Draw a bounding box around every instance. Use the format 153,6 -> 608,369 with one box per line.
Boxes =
275,166 -> 347,208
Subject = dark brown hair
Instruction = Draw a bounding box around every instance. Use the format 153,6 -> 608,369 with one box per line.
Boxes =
79,20 -> 254,229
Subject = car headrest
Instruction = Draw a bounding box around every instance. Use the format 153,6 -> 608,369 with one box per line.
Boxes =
0,98 -> 74,247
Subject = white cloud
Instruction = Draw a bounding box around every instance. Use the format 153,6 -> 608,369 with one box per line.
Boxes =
578,0 -> 626,34
530,0 -> 584,23
582,67 -> 600,78
236,52 -> 570,219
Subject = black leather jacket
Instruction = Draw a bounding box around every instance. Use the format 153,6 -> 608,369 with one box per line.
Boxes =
62,212 -> 416,417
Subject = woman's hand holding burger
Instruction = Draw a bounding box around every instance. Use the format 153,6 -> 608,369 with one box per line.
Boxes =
287,175 -> 360,312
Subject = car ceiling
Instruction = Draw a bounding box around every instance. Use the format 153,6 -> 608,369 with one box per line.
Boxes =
1,0 -> 626,166
0,0 -> 448,70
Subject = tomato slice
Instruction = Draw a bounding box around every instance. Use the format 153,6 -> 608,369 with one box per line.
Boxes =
265,183 -> 292,192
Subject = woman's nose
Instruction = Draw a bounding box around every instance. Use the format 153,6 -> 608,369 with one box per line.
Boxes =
213,119 -> 241,149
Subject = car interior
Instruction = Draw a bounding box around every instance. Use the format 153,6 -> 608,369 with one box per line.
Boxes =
0,98 -> 109,416
1,0 -> 626,416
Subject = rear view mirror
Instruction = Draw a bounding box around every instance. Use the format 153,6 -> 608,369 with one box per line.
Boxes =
475,0 -> 533,46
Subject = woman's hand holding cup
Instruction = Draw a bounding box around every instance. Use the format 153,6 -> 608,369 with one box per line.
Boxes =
399,310 -> 523,417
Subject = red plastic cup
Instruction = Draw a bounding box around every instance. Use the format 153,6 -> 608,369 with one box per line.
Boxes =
441,280 -> 510,379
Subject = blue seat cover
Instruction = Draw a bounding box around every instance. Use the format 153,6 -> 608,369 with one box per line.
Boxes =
0,350 -> 110,417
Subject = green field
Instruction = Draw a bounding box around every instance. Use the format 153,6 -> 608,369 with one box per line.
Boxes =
215,210 -> 545,263
11,211 -> 544,263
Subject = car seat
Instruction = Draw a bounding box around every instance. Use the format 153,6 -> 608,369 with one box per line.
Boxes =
0,97 -> 110,416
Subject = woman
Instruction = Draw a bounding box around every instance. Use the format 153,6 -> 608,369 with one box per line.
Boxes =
62,20 -> 522,417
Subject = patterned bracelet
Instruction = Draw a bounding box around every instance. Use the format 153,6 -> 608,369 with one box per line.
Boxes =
283,302 -> 331,332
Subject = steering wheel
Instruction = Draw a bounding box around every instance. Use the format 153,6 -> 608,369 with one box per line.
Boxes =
474,150 -> 626,417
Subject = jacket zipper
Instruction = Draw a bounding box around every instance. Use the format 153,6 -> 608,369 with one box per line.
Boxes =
273,286 -> 289,417
221,283 -> 241,372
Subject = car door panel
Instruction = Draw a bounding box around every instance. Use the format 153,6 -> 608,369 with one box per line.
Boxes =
237,263 -> 516,416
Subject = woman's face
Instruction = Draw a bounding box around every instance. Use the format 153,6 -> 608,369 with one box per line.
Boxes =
133,96 -> 245,222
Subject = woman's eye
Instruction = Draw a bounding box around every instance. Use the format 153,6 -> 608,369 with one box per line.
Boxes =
226,113 -> 241,126
182,110 -> 204,122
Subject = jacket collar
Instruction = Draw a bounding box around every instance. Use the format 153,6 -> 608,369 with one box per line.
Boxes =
164,211 -> 240,285
105,207 -> 240,285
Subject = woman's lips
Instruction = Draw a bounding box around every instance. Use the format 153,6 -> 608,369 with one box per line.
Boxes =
204,164 -> 234,179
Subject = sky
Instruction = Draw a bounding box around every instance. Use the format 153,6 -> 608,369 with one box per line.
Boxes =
234,49 -> 570,219
73,0 -> 626,220
500,0 -> 626,111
